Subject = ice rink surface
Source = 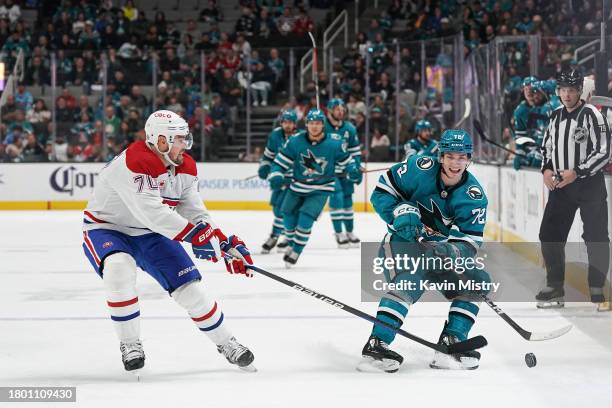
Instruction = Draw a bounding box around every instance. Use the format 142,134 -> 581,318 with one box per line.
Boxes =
1,211 -> 611,408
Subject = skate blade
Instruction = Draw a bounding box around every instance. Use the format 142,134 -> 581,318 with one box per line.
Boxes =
597,301 -> 611,312
337,243 -> 350,249
260,249 -> 271,255
350,242 -> 361,248
356,357 -> 399,373
129,368 -> 143,381
276,246 -> 288,253
536,300 -> 565,309
429,353 -> 479,370
239,364 -> 257,373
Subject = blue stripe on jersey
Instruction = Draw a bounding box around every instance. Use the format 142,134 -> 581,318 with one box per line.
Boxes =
110,311 -> 141,322
198,313 -> 224,331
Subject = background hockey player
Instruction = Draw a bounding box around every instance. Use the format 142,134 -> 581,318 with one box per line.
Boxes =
324,98 -> 362,248
268,108 -> 361,267
82,110 -> 255,373
359,130 -> 490,373
257,109 -> 298,254
403,119 -> 438,160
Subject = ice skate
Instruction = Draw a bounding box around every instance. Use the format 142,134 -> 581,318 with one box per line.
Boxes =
430,331 -> 480,370
357,335 -> 403,373
217,336 -> 256,372
346,232 -> 360,248
335,232 -> 350,249
536,286 -> 565,309
276,235 -> 289,252
261,235 -> 278,254
120,340 -> 145,375
283,248 -> 300,268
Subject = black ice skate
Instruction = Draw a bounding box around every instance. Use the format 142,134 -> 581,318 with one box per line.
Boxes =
261,235 -> 278,254
536,286 -> 565,309
335,232 -> 350,249
346,232 -> 360,248
357,335 -> 404,373
120,340 -> 145,372
430,329 -> 480,370
276,235 -> 289,253
217,337 -> 256,372
590,287 -> 611,311
283,248 -> 300,268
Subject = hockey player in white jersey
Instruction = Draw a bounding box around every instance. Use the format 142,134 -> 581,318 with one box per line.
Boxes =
82,110 -> 255,373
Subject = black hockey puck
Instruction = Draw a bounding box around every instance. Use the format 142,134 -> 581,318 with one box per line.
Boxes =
524,353 -> 537,368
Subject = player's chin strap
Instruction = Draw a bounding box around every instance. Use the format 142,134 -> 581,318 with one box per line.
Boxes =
150,142 -> 180,167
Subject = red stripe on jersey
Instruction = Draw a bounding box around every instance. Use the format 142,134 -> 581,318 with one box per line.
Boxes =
192,302 -> 218,322
84,211 -> 107,224
107,297 -> 139,308
174,222 -> 195,241
83,232 -> 101,266
162,199 -> 179,207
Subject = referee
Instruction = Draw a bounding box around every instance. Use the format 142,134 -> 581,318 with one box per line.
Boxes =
537,69 -> 611,308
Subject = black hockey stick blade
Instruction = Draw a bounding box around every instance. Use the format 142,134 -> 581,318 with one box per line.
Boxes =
473,119 -> 528,158
243,262 -> 487,354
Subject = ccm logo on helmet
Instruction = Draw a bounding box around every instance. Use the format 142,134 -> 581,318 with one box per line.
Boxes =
154,112 -> 173,118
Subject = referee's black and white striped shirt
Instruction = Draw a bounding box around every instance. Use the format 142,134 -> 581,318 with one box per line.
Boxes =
541,102 -> 611,177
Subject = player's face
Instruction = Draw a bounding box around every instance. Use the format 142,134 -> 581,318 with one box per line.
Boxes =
331,105 -> 345,121
307,120 -> 324,139
281,120 -> 296,134
523,86 -> 535,104
559,86 -> 580,108
440,152 -> 469,182
168,134 -> 192,165
419,129 -> 432,140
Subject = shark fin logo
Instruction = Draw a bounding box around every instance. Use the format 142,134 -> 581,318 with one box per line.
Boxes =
467,185 -> 484,200
300,150 -> 327,177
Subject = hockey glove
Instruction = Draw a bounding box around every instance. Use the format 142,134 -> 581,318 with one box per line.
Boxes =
347,163 -> 363,184
268,173 -> 285,190
391,204 -> 422,242
217,232 -> 254,277
258,164 -> 270,180
180,222 -> 222,262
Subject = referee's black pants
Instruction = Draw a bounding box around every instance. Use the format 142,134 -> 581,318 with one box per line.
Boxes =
539,172 -> 610,289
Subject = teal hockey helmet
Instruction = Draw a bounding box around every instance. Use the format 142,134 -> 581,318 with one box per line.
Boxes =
522,76 -> 537,88
326,98 -> 345,110
439,129 -> 473,156
415,119 -> 433,132
280,109 -> 297,123
305,108 -> 325,123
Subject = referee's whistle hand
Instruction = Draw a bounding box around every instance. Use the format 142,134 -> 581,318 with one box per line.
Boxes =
556,170 -> 577,189
543,169 -> 557,190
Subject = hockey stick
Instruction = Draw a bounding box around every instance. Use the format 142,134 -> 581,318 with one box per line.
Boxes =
308,31 -> 320,110
417,239 -> 572,341
590,95 -> 612,107
453,98 -> 471,128
240,261 -> 488,354
473,119 -> 528,158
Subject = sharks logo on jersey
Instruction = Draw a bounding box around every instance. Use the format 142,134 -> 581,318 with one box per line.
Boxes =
300,150 -> 328,177
418,199 -> 454,237
467,185 -> 484,200
416,156 -> 435,170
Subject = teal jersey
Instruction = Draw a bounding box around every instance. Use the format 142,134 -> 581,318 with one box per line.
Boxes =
403,137 -> 439,160
324,118 -> 361,165
372,155 -> 488,251
513,100 -> 552,144
271,131 -> 354,195
260,127 -> 293,168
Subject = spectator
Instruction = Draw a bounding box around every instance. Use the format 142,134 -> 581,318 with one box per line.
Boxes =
130,85 -> 149,115
104,105 -> 121,139
160,47 -> 180,73
22,131 -> 46,162
200,0 -> 222,22
256,7 -> 276,39
218,68 -> 242,106
1,95 -> 19,123
47,133 -> 70,162
276,7 -> 296,36
0,0 -> 20,24
27,99 -> 52,140
346,94 -> 367,121
71,112 -> 94,140
70,131 -> 96,162
370,106 -> 389,134
267,48 -> 285,87
293,8 -> 314,36
59,88 -> 78,110
195,32 -> 215,52
235,7 -> 256,37
250,60 -> 275,106
122,0 -> 139,22
4,126 -> 24,162
369,128 -> 391,161
14,83 -> 33,113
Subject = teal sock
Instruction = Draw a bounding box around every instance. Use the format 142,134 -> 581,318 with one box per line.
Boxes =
446,300 -> 479,341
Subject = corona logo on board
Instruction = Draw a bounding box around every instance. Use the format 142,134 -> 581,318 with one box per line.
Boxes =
50,166 -> 99,196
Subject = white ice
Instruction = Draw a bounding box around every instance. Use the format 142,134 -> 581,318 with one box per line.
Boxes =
1,211 -> 611,408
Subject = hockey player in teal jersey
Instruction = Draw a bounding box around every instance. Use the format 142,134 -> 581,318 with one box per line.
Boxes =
358,129 -> 491,373
269,108 -> 361,267
258,109 -> 298,253
403,119 -> 439,160
325,98 -> 363,248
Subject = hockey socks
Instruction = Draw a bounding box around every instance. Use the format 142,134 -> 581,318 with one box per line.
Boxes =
446,300 -> 480,341
371,296 -> 410,344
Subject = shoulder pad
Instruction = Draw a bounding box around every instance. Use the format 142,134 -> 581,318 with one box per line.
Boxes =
125,140 -> 167,177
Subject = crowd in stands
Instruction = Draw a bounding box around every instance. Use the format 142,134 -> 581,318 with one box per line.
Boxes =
0,0 -> 610,163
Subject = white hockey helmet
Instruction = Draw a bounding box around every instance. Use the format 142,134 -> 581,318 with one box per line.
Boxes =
145,110 -> 193,149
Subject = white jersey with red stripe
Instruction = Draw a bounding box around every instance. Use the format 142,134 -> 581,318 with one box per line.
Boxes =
83,140 -> 214,239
